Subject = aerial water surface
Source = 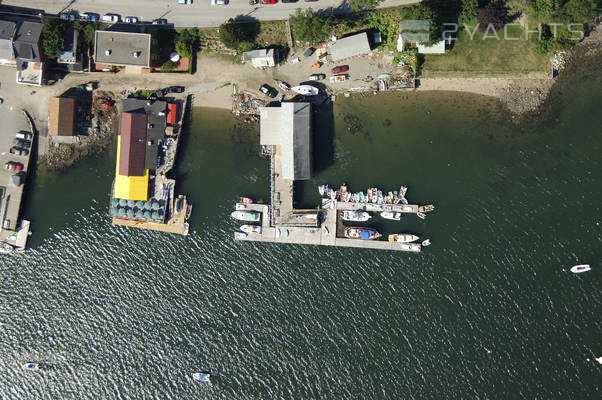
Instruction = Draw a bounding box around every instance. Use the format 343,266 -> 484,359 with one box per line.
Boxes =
1,53 -> 600,399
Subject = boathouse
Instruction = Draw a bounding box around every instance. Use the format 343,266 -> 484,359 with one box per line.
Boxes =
260,102 -> 312,180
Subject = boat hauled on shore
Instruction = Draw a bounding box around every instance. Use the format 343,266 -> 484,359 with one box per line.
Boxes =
292,85 -> 319,96
344,227 -> 381,240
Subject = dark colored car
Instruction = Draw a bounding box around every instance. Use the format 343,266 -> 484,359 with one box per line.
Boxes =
13,139 -> 31,148
259,84 -> 278,98
309,73 -> 326,81
282,0 -> 298,2
304,0 -> 318,2
303,47 -> 315,57
331,65 -> 349,74
9,147 -> 28,156
152,19 -> 168,25
166,86 -> 185,93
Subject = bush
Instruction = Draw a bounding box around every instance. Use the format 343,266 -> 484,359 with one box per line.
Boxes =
238,41 -> 255,52
160,60 -> 177,72
41,19 -> 66,60
290,8 -> 334,45
478,1 -> 509,32
458,0 -> 479,25
219,18 -> 260,50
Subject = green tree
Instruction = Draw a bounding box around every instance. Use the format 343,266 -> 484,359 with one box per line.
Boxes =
160,60 -> 177,72
289,8 -> 334,45
477,1 -> 509,31
175,40 -> 193,58
458,0 -> 479,25
238,41 -> 254,52
41,19 -> 66,60
558,0 -> 597,21
218,18 -> 260,50
349,0 -> 382,11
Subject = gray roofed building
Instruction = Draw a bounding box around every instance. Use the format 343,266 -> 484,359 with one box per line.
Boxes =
241,48 -> 278,68
94,31 -> 151,67
121,98 -> 168,170
0,20 -> 16,62
329,32 -> 371,62
13,20 -> 42,61
260,102 -> 312,181
59,27 -> 78,63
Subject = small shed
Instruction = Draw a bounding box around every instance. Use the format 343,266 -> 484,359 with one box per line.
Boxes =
417,40 -> 446,54
48,97 -> 76,136
241,49 -> 278,68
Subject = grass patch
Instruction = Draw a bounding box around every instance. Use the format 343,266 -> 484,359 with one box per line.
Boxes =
421,24 -> 550,77
203,51 -> 241,64
255,21 -> 288,47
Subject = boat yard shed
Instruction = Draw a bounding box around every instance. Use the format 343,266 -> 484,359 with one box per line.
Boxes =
260,102 -> 312,181
48,97 -> 76,136
241,48 -> 277,68
330,32 -> 371,62
94,31 -> 151,67
119,112 -> 147,176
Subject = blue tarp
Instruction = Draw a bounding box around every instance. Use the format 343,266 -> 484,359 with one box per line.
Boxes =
361,231 -> 371,239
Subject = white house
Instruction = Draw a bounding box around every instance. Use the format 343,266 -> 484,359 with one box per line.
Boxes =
241,49 -> 277,68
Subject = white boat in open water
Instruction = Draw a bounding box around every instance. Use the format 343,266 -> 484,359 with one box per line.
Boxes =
341,210 -> 371,222
291,85 -> 319,96
22,363 -> 39,371
380,211 -> 401,221
192,372 -> 211,383
569,264 -> 591,274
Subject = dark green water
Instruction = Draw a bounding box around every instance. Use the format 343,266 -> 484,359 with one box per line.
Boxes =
1,53 -> 601,399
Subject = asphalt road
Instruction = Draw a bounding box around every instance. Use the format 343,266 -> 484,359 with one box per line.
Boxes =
1,0 -> 420,28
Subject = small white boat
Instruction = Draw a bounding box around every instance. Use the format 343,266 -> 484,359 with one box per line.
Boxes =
240,225 -> 261,234
234,232 -> 247,240
422,239 -> 431,246
399,186 -> 408,197
276,228 -> 281,238
231,210 -> 261,222
291,85 -> 319,96
235,203 -> 247,210
318,185 -> 326,196
595,356 -> 602,364
22,363 -> 39,371
569,264 -> 591,274
388,233 -> 419,243
341,210 -> 371,222
417,212 -> 426,220
192,372 -> 211,383
380,211 -> 401,221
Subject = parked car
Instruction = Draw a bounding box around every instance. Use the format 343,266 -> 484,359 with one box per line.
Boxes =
102,14 -> 120,23
211,0 -> 228,4
5,161 -> 23,171
309,73 -> 326,81
289,57 -> 300,64
79,12 -> 98,22
178,0 -> 193,4
152,19 -> 168,25
260,0 -> 277,4
9,147 -> 28,156
303,47 -> 315,57
331,65 -> 349,74
13,139 -> 31,148
0,97 -> 3,104
59,13 -> 75,21
124,17 -> 138,23
16,131 -> 32,140
259,84 -> 278,98
165,86 -> 185,93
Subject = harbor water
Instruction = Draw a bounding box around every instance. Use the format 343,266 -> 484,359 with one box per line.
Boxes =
1,53 -> 601,398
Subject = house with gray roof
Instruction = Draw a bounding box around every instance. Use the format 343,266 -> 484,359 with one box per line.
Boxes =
329,32 -> 372,62
0,20 -> 16,64
94,31 -> 151,69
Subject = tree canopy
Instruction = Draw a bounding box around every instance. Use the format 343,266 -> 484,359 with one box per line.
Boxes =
175,28 -> 201,58
41,19 -> 66,60
289,8 -> 334,45
219,18 -> 260,50
477,1 -> 509,31
458,0 -> 479,25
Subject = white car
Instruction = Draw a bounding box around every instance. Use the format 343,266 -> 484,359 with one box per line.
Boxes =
59,13 -> 75,21
124,17 -> 138,23
101,14 -> 120,23
178,0 -> 193,4
211,0 -> 228,4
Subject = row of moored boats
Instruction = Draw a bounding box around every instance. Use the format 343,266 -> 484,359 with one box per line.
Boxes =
319,184 -> 410,205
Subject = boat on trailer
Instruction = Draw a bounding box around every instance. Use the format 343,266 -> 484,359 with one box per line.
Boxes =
569,264 -> 591,274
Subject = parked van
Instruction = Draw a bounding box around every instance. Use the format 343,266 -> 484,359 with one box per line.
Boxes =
16,131 -> 32,140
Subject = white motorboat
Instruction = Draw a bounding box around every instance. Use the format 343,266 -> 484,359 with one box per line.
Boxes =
22,363 -> 39,371
417,212 -> 426,220
291,85 -> 319,96
235,203 -> 247,210
380,211 -> 401,221
234,232 -> 247,240
569,264 -> 591,274
399,186 -> 408,197
318,185 -> 326,196
192,372 -> 211,383
421,239 -> 431,246
341,210 -> 371,222
595,356 -> 602,364
240,225 -> 261,234
230,210 -> 260,222
388,233 -> 419,243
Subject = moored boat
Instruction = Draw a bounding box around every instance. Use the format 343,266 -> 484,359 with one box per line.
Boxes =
417,212 -> 426,220
0,241 -> 14,253
235,203 -> 247,210
422,239 -> 431,246
240,224 -> 261,234
291,85 -> 319,96
231,210 -> 261,222
569,264 -> 591,274
185,204 -> 192,220
192,372 -> 211,383
399,186 -> 408,197
318,185 -> 326,196
388,233 -> 419,243
380,211 -> 401,221
341,210 -> 371,222
239,196 -> 253,204
234,232 -> 247,240
22,363 -> 39,371
344,227 -> 381,240
419,204 -> 435,212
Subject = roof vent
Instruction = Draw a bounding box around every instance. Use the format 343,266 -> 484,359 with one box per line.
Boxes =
105,49 -> 111,56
